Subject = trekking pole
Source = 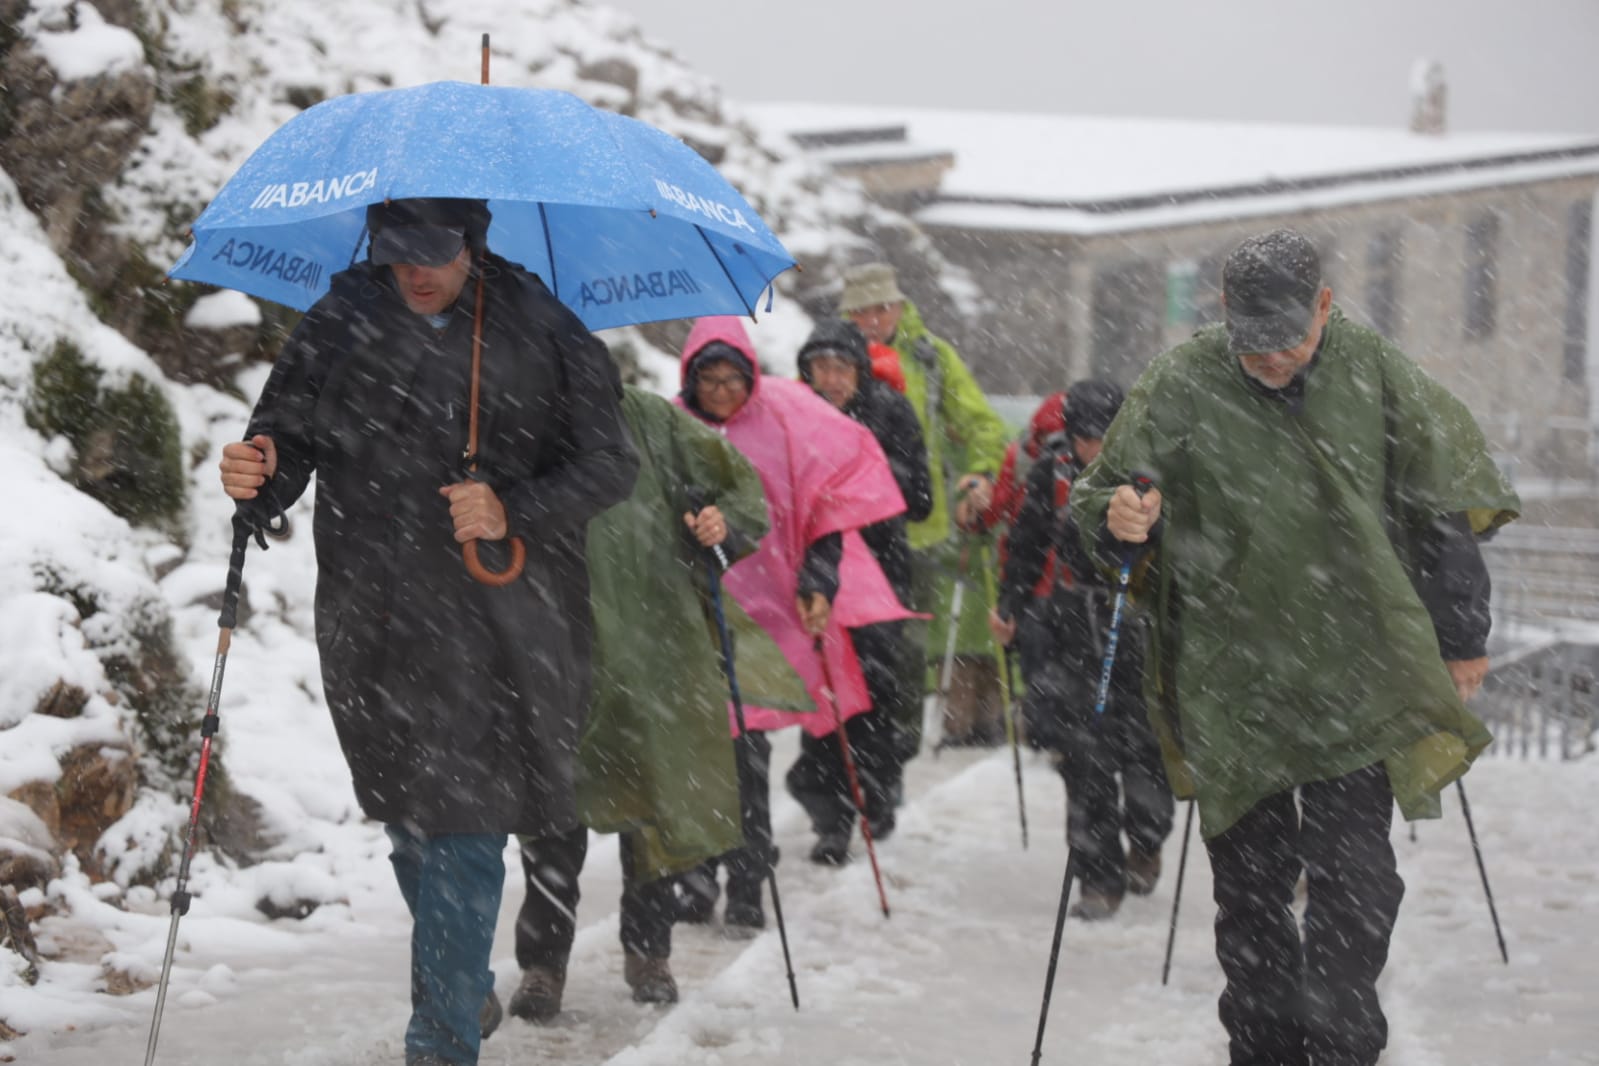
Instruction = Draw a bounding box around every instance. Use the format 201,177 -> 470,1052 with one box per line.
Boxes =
692,497 -> 800,1010
1456,779 -> 1509,964
1029,852 -> 1077,1065
1000,644 -> 1030,850
930,572 -> 966,756
144,514 -> 257,1066
1092,473 -> 1155,717
1160,800 -> 1195,986
814,636 -> 892,919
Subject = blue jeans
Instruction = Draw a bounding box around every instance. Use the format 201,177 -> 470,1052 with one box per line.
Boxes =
385,826 -> 505,1065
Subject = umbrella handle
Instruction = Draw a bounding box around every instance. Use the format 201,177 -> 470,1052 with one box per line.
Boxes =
462,536 -> 526,587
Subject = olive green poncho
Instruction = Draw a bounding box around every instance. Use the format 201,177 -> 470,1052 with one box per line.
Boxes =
575,387 -> 778,880
1070,311 -> 1519,839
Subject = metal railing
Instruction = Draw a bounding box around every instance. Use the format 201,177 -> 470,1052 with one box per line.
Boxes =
1477,525 -> 1599,759
1476,641 -> 1597,761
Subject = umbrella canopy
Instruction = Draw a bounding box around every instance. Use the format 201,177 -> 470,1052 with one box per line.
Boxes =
169,81 -> 796,329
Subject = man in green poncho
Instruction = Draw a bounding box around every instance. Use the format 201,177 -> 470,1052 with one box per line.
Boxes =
1070,229 -> 1519,1066
511,385 -> 769,1019
841,262 -> 1009,746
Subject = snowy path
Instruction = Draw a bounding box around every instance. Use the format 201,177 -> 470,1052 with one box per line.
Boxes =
22,745 -> 1599,1065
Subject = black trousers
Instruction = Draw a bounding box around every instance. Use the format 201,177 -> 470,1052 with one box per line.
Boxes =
786,710 -> 900,836
1032,594 -> 1174,894
786,625 -> 906,835
855,621 -> 921,770
679,730 -> 774,911
515,826 -> 676,968
1013,597 -> 1057,751
1204,764 -> 1405,1066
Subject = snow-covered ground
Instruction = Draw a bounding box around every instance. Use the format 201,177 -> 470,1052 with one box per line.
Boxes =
11,723 -> 1598,1065
2,2 -> 1597,1063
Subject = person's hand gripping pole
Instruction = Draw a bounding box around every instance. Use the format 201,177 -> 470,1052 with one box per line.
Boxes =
1094,472 -> 1157,717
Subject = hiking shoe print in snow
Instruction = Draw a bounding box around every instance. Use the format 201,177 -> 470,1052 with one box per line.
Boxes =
1069,889 -> 1123,922
479,987 -> 504,1039
722,901 -> 765,939
508,964 -> 565,1023
1125,846 -> 1162,896
809,831 -> 851,866
624,952 -> 679,1005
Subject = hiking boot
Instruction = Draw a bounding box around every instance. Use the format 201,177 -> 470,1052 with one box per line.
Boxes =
479,987 -> 503,1040
867,810 -> 896,842
676,889 -> 715,924
1125,846 -> 1162,896
722,900 -> 765,939
675,872 -> 718,924
507,964 -> 565,1023
809,831 -> 851,866
623,953 -> 679,1005
1068,889 -> 1123,922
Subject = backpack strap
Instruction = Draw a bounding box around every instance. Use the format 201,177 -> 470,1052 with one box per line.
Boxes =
912,336 -> 950,482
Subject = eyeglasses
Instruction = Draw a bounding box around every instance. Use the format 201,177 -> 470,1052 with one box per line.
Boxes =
697,373 -> 748,395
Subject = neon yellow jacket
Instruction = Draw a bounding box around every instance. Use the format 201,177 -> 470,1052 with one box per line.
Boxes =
884,301 -> 1008,551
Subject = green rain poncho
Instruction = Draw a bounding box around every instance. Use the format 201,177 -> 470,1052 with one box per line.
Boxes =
1070,311 -> 1520,839
575,386 -> 782,880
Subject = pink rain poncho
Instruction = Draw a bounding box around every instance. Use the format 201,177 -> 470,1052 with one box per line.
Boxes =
676,316 -> 919,736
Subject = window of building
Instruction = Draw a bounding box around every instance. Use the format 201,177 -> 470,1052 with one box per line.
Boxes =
1194,252 -> 1225,327
1464,211 -> 1500,341
1564,197 -> 1592,386
1365,228 -> 1403,338
1165,259 -> 1200,330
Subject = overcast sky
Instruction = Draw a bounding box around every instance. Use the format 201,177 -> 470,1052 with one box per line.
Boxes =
604,0 -> 1599,136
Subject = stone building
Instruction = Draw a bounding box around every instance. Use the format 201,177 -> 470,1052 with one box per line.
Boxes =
752,103 -> 1599,481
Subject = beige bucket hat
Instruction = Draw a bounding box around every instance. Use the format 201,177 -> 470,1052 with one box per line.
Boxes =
838,262 -> 908,313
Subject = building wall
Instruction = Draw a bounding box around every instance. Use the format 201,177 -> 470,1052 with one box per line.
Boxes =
921,174 -> 1599,479
913,228 -> 1082,395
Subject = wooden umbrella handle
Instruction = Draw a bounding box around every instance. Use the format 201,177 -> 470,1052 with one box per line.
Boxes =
457,33 -> 522,590
463,536 -> 525,587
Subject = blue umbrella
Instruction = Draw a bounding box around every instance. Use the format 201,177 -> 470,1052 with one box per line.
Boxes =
168,80 -> 795,329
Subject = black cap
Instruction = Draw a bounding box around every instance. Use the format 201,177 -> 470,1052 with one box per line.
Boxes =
1222,228 -> 1323,355
797,319 -> 870,381
366,198 -> 490,267
1065,379 -> 1124,440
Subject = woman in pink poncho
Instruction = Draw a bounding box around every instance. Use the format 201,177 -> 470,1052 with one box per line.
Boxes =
672,316 -> 915,935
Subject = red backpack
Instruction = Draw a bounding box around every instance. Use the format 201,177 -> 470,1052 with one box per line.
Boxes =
867,342 -> 907,393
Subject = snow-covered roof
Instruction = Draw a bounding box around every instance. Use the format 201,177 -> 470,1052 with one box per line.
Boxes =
748,102 -> 1599,235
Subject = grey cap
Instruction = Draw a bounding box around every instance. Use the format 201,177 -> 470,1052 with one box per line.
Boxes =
1222,228 -> 1323,355
370,224 -> 467,267
366,198 -> 489,267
